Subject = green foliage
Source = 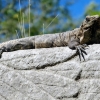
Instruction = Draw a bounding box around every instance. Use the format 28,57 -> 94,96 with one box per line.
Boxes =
0,0 -> 76,42
0,0 -> 100,42
85,1 -> 100,16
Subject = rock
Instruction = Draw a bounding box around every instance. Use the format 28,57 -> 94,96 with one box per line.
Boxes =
0,44 -> 100,100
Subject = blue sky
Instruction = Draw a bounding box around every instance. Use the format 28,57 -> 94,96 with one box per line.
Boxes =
61,0 -> 100,19
8,0 -> 100,19
1,0 -> 100,20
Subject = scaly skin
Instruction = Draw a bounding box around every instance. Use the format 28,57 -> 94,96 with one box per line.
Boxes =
0,15 -> 100,60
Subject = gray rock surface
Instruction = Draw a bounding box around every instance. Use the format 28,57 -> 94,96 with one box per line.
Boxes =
0,44 -> 100,100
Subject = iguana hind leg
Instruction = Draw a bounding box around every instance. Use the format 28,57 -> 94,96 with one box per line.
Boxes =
0,47 -> 7,58
0,40 -> 34,58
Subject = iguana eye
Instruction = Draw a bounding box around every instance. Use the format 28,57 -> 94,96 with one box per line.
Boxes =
86,17 -> 90,22
78,34 -> 81,36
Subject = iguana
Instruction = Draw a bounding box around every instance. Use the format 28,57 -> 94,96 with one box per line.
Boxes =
0,15 -> 100,61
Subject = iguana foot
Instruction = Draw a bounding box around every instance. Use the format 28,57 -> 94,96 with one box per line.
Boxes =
0,47 -> 6,58
75,44 -> 88,61
0,49 -> 3,58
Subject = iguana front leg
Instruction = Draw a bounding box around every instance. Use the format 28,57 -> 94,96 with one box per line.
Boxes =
75,44 -> 87,61
68,37 -> 87,61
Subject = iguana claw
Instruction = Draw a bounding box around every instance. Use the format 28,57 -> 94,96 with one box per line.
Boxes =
75,44 -> 88,61
0,49 -> 3,58
0,47 -> 6,58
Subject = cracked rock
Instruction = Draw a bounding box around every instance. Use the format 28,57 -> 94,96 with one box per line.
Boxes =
0,44 -> 100,100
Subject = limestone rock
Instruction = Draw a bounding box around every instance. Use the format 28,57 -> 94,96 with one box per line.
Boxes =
0,44 -> 100,100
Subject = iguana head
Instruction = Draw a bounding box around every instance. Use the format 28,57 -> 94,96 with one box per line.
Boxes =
79,15 -> 100,44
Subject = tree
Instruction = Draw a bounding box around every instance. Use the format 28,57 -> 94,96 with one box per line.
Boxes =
84,1 -> 100,16
0,0 -> 76,42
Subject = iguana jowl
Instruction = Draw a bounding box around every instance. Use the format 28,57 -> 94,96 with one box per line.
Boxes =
0,15 -> 100,61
